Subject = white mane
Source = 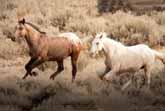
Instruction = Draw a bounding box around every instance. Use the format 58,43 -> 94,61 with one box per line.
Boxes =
103,36 -> 124,47
96,32 -> 125,51
58,32 -> 82,45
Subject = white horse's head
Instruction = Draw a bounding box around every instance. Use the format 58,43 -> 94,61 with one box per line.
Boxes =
90,32 -> 107,57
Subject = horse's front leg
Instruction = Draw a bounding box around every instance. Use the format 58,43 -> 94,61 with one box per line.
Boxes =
98,66 -> 111,80
23,57 -> 44,79
103,64 -> 119,82
23,58 -> 37,79
50,60 -> 64,80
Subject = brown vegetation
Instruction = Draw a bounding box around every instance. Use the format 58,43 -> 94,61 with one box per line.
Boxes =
0,0 -> 165,111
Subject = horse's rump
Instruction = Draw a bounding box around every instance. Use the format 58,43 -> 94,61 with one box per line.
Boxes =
58,32 -> 82,46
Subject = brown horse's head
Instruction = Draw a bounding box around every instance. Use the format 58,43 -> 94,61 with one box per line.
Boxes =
14,18 -> 27,41
14,18 -> 46,42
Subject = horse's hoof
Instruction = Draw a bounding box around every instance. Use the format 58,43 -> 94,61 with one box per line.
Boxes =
72,79 -> 75,83
49,75 -> 55,80
99,76 -> 104,81
32,72 -> 38,76
22,77 -> 25,79
102,76 -> 110,82
22,76 -> 27,79
71,77 -> 76,83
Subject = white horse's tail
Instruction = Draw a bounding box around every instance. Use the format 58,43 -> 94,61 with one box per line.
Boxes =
153,50 -> 165,64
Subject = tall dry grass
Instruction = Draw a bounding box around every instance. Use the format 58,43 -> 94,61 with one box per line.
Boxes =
1,0 -> 165,110
1,0 -> 165,59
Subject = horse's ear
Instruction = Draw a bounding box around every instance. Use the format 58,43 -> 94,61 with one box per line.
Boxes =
22,18 -> 25,24
18,18 -> 25,24
17,10 -> 26,24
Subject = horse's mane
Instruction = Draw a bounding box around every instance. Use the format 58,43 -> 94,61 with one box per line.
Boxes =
25,22 -> 46,35
96,32 -> 124,47
104,37 -> 124,47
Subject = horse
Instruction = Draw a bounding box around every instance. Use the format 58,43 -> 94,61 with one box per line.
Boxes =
14,18 -> 82,82
90,32 -> 165,89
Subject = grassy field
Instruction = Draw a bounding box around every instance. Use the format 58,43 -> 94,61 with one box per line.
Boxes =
1,0 -> 165,111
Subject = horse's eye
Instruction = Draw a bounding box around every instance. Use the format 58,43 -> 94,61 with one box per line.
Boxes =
96,42 -> 99,45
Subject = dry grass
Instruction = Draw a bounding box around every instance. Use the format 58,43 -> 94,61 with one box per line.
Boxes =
1,0 -> 165,111
1,0 -> 165,48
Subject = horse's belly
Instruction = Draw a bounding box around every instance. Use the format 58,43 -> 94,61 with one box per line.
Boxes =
118,67 -> 139,74
47,49 -> 69,60
118,58 -> 143,74
47,38 -> 71,60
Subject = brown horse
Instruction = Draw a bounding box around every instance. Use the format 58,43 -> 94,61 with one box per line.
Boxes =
14,18 -> 82,82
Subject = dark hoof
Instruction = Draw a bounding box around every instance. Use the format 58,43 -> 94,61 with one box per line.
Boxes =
99,75 -> 104,81
50,75 -> 55,80
31,71 -> 38,76
22,75 -> 27,79
72,77 -> 76,83
72,79 -> 74,83
22,77 -> 26,79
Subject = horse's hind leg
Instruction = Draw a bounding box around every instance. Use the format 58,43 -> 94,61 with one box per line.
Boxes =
50,60 -> 64,80
122,73 -> 135,91
71,53 -> 79,83
145,66 -> 152,87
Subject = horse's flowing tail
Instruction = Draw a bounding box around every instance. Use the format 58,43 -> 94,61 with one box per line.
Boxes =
153,50 -> 165,64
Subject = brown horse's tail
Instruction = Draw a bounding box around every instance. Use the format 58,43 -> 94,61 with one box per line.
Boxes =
153,50 -> 165,64
72,39 -> 88,51
78,41 -> 88,51
79,37 -> 93,51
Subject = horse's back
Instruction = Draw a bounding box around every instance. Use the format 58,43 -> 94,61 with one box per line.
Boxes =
128,44 -> 149,49
128,44 -> 155,63
128,44 -> 152,53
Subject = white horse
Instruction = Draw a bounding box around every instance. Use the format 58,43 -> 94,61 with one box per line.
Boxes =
90,32 -> 165,89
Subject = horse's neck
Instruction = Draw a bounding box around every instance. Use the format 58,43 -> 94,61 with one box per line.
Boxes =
25,25 -> 41,50
102,38 -> 125,57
